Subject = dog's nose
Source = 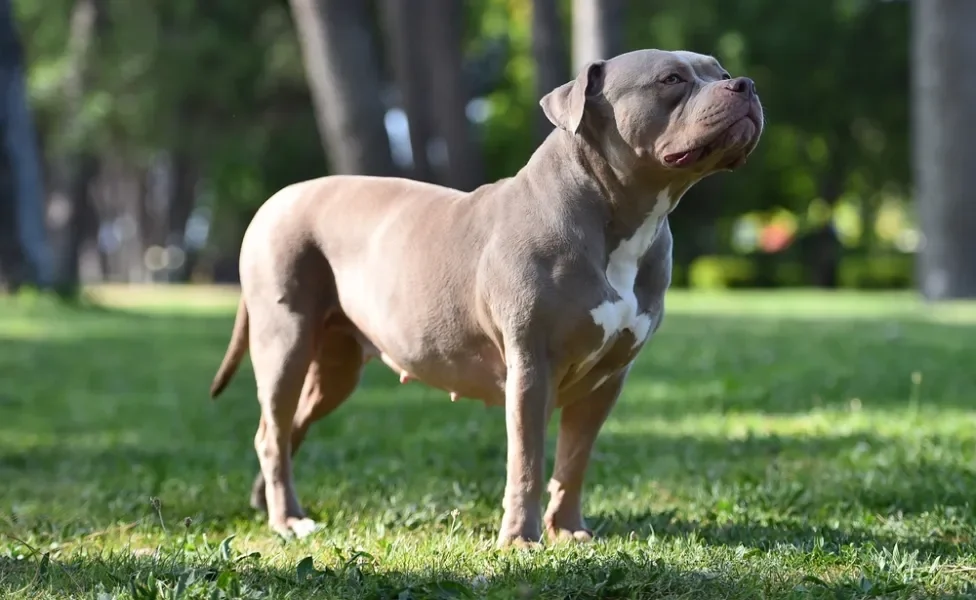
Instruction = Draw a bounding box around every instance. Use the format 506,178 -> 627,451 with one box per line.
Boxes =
726,77 -> 756,96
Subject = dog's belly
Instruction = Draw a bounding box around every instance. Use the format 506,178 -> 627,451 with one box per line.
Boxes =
337,306 -> 507,406
362,335 -> 507,405
326,228 -> 508,403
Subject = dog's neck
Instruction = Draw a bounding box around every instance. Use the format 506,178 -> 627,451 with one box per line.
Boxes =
526,128 -> 701,243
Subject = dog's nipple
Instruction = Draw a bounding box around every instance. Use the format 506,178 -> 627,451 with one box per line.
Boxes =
399,371 -> 411,384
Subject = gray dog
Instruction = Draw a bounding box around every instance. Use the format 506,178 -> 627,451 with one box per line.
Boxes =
210,48 -> 763,548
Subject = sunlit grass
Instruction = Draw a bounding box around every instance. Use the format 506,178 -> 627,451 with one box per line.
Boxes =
2,286 -> 976,598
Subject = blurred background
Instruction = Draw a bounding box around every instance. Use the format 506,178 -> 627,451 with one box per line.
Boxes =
0,0 -> 973,300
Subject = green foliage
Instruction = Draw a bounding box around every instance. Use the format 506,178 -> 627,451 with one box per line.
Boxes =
14,0 -> 912,264
16,0 -> 324,231
839,254 -> 915,290
466,0 -> 910,222
688,255 -> 757,289
681,253 -> 915,290
3,288 -> 976,598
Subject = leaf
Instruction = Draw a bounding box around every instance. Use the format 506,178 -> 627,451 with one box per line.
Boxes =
216,569 -> 240,595
296,556 -> 318,581
218,535 -> 236,562
173,571 -> 188,600
128,575 -> 156,600
236,551 -> 262,563
344,549 -> 377,567
38,552 -> 50,578
801,574 -> 830,588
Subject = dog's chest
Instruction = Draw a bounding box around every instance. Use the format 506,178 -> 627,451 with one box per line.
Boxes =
587,196 -> 670,355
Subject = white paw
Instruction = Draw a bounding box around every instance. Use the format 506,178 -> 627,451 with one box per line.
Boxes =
290,518 -> 319,539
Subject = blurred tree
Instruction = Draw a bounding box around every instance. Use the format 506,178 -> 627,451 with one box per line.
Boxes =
10,0 -> 919,287
288,0 -> 396,175
17,0 -> 327,283
422,0 -> 484,191
0,0 -> 52,291
571,0 -> 625,72
0,159 -> 20,290
381,0 -> 434,182
531,0 -> 569,143
45,0 -> 101,296
913,0 -> 976,300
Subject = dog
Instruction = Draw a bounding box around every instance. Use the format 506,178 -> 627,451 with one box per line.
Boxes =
209,48 -> 763,548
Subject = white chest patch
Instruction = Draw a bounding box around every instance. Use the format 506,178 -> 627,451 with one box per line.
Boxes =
589,189 -> 671,351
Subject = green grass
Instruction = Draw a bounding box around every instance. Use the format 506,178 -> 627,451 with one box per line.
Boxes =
3,286 -> 976,599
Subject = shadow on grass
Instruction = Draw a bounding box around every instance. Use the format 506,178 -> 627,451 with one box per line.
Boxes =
591,429 -> 976,560
599,510 -> 971,562
3,307 -> 976,574
3,420 -> 974,565
0,547 -> 767,600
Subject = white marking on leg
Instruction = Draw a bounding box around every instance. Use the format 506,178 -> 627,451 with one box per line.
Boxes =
590,189 -> 671,350
291,518 -> 318,539
590,374 -> 611,392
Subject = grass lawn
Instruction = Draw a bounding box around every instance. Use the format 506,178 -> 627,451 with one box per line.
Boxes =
3,286 -> 976,599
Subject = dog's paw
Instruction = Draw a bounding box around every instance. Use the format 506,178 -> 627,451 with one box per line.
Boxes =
546,526 -> 594,544
544,507 -> 595,544
290,517 -> 319,539
542,506 -> 593,543
495,533 -> 543,550
271,517 -> 319,541
495,520 -> 543,550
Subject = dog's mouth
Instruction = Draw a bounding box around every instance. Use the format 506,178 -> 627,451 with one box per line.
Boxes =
663,145 -> 713,168
663,112 -> 761,170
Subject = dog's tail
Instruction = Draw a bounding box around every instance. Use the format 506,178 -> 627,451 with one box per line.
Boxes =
210,297 -> 249,399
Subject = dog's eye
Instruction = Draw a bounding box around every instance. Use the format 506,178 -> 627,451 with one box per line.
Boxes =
721,73 -> 732,80
662,74 -> 684,85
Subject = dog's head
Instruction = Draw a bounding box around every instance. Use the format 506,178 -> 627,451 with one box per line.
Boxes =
540,49 -> 763,179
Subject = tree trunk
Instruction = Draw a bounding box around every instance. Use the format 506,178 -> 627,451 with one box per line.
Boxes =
48,155 -> 98,291
288,0 -> 397,176
531,0 -> 570,144
0,156 -> 22,290
380,0 -> 434,182
421,0 -> 484,191
166,153 -> 197,282
0,0 -> 52,290
45,0 -> 103,296
913,0 -> 976,299
571,0 -> 625,73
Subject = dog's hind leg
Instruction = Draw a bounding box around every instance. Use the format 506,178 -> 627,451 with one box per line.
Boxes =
250,326 -> 365,512
247,297 -> 322,539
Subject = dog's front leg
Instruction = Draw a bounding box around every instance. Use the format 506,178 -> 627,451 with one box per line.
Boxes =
544,371 -> 625,542
497,351 -> 551,548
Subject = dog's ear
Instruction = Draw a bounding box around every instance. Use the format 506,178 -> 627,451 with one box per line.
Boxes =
539,60 -> 606,134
